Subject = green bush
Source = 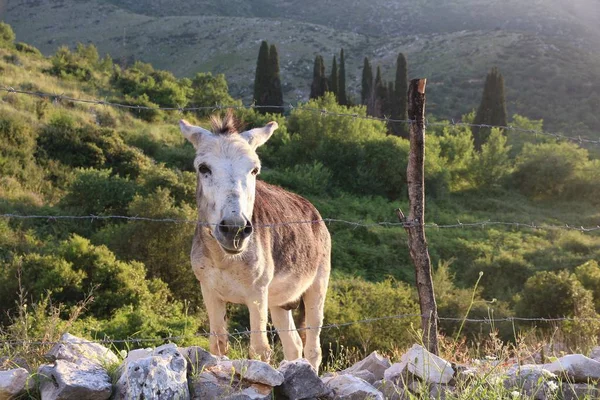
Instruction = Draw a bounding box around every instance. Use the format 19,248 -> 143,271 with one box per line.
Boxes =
0,22 -> 15,47
92,189 -> 202,308
15,42 -> 42,56
323,278 -> 419,355
513,142 -> 590,199
514,269 -> 600,348
60,168 -> 139,216
0,113 -> 44,187
262,162 -> 332,195
575,260 -> 600,312
38,118 -> 151,178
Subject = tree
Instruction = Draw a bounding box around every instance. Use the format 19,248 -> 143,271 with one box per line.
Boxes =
472,67 -> 507,150
310,55 -> 328,99
392,53 -> 408,137
329,55 -> 339,100
253,41 -> 270,110
338,49 -> 348,105
361,57 -> 373,106
372,66 -> 385,117
267,44 -> 284,114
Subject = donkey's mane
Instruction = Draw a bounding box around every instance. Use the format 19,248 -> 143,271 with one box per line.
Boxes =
210,110 -> 242,135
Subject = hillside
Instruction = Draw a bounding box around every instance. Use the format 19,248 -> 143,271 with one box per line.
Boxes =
3,0 -> 600,137
0,23 -> 600,371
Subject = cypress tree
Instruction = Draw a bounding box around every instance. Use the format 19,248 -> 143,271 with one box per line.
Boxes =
253,41 -> 270,112
373,66 -> 385,117
472,67 -> 508,150
338,48 -> 348,105
361,57 -> 373,106
310,55 -> 328,99
267,44 -> 283,114
392,53 -> 408,137
329,55 -> 339,100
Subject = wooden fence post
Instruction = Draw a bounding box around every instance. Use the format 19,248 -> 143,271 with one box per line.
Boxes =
397,78 -> 439,355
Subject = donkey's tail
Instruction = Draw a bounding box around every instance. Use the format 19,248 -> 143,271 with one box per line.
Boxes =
297,297 -> 306,346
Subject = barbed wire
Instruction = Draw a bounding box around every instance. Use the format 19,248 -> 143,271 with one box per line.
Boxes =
1,313 -> 597,347
1,87 -> 600,146
0,213 -> 599,232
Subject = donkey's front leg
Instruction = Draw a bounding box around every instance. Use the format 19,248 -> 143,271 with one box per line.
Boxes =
247,293 -> 271,362
201,284 -> 229,356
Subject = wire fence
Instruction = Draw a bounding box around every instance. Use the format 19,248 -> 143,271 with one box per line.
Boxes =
2,86 -> 600,146
2,313 -> 599,347
1,213 -> 599,232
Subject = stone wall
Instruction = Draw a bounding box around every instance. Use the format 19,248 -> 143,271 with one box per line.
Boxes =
2,333 -> 600,399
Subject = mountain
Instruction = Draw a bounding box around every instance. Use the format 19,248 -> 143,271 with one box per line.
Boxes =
3,0 -> 600,136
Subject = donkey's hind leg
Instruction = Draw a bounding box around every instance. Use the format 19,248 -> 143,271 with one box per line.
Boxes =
270,306 -> 303,361
302,269 -> 330,372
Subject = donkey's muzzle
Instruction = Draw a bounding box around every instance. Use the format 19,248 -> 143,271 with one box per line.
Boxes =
216,218 -> 253,253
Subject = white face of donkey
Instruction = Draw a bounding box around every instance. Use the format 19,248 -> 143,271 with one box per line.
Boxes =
180,118 -> 278,255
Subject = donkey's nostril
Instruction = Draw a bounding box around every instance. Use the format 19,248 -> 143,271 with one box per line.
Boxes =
218,220 -> 229,234
243,222 -> 253,236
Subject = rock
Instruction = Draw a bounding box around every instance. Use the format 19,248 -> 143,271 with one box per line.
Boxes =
190,363 -> 273,400
47,333 -> 119,367
232,360 -> 284,386
0,357 -> 30,372
561,382 -> 600,400
589,346 -> 600,361
276,359 -> 329,400
0,368 -> 30,399
503,365 -> 558,400
429,383 -> 455,400
340,351 -> 390,383
114,343 -> 189,400
373,380 -> 406,400
532,342 -> 569,364
384,344 -> 455,385
322,374 -> 383,399
38,360 -> 112,400
179,346 -> 218,375
346,369 -> 376,384
543,354 -> 600,382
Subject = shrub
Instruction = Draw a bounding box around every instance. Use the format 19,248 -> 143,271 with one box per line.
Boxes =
60,168 -> 139,216
261,162 -> 332,195
15,42 -> 42,56
0,22 -> 15,47
323,278 -> 419,356
575,260 -> 600,312
513,142 -> 590,199
469,128 -> 512,188
514,269 -> 600,348
92,189 -> 201,308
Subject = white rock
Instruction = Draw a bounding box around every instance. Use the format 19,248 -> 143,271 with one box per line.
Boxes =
384,344 -> 455,385
232,359 -> 284,386
340,351 -> 391,383
113,343 -> 189,400
47,333 -> 119,367
0,368 -> 30,399
39,360 -> 112,400
322,374 -> 384,400
543,354 -> 600,382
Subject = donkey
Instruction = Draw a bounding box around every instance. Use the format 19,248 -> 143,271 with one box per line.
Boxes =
179,112 -> 331,370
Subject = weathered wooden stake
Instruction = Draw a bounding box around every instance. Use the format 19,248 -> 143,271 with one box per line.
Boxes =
397,78 -> 439,355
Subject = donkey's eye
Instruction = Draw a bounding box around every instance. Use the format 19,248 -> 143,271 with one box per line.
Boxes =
198,164 -> 212,175
251,167 -> 260,176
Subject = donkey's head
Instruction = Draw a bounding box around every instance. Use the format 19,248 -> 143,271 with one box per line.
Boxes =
180,112 -> 278,255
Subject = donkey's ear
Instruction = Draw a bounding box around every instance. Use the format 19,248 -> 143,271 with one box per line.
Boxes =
240,121 -> 278,149
179,119 -> 213,149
